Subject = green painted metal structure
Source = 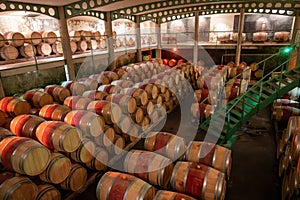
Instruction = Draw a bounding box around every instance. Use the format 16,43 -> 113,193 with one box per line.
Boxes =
199,48 -> 300,148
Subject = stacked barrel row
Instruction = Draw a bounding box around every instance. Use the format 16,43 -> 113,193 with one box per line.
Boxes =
0,30 -> 108,61
272,97 -> 300,199
69,30 -> 108,52
96,131 -> 232,200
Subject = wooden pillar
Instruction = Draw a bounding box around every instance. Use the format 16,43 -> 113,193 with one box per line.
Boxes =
292,10 -> 300,45
193,12 -> 199,65
105,12 -> 115,69
58,6 -> 75,80
235,8 -> 245,66
0,78 -> 5,98
136,16 -> 142,62
156,18 -> 162,59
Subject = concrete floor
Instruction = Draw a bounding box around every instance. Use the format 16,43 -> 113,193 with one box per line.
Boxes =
73,105 -> 280,200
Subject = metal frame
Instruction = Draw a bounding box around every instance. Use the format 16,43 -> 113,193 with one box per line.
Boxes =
0,1 -> 59,18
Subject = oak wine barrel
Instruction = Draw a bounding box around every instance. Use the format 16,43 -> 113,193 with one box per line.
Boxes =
273,99 -> 299,108
96,171 -> 155,200
185,141 -> 232,177
61,81 -> 86,96
0,45 -> 19,60
19,44 -> 36,58
85,147 -> 108,171
52,42 -> 63,54
154,190 -> 196,200
0,96 -> 31,117
23,89 -> 53,108
69,31 -> 81,42
60,163 -> 87,192
122,88 -> 148,106
0,33 -> 5,47
87,39 -> 98,50
170,161 -> 226,200
89,73 -> 110,85
0,136 -> 51,176
39,152 -> 71,184
39,104 -> 71,121
77,40 -> 88,52
0,127 -> 14,141
100,38 -> 107,49
78,78 -> 99,90
45,85 -> 71,103
130,107 -> 144,124
10,114 -> 45,139
94,125 -> 116,147
108,135 -> 125,155
67,138 -> 96,164
81,30 -> 93,41
124,150 -> 174,187
36,121 -> 81,152
282,172 -> 291,200
64,96 -> 91,110
87,100 -> 122,124
113,115 -> 132,134
24,31 -> 42,45
0,175 -> 38,200
274,32 -> 290,42
191,103 -> 212,120
36,184 -> 61,200
273,106 -> 300,122
82,90 -> 108,100
93,31 -> 101,40
70,40 -> 77,53
41,31 -> 57,44
105,94 -> 137,114
5,32 -> 25,47
253,32 -> 268,42
98,84 -> 122,94
36,43 -> 52,56
0,110 -> 6,126
144,131 -> 186,161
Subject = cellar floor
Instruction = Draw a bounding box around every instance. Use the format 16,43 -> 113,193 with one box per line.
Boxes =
75,105 -> 280,200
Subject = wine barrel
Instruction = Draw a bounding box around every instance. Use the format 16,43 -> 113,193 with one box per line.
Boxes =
113,114 -> 132,134
98,84 -> 122,94
0,175 -> 38,200
41,31 -> 57,44
144,132 -> 186,161
5,32 -> 25,47
39,104 -> 71,121
99,38 -> 107,49
96,171 -> 155,200
273,106 -> 300,122
191,103 -> 212,120
10,114 -> 45,139
77,40 -> 88,52
36,121 -> 81,152
232,32 -> 246,42
274,32 -> 290,42
253,32 -> 268,42
61,81 -> 86,96
0,96 -> 31,117
105,94 -> 137,114
130,107 -> 144,124
19,44 -> 36,58
87,40 -> 98,50
93,31 -> 101,40
124,150 -> 174,187
45,85 -> 71,103
143,84 -> 159,99
289,87 -> 300,100
217,33 -> 230,42
0,127 -> 14,141
23,89 -> 54,108
36,43 -> 52,56
273,99 -> 300,109
89,74 -> 110,85
70,40 -> 77,53
254,69 -> 263,79
140,116 -> 151,131
64,110 -> 105,137
69,31 -> 81,42
122,88 -> 148,106
64,96 -> 91,110
0,110 -> 6,126
170,162 -> 226,200
185,141 -> 232,177
0,136 -> 50,176
81,30 -> 93,41
288,167 -> 298,197
52,42 -> 63,54
39,152 -> 71,184
78,78 -> 99,90
154,190 -> 196,200
60,163 -> 87,192
94,125 -> 116,147
24,31 -> 42,45
87,100 -> 122,124
36,184 -> 61,200
0,45 -> 19,60
108,135 -> 125,155
193,89 -> 209,103
0,33 -> 5,48
68,138 -> 96,164
111,80 -> 134,88
282,172 -> 291,200
287,116 -> 300,142
82,90 -> 108,100
168,59 -> 177,67
86,147 -> 108,171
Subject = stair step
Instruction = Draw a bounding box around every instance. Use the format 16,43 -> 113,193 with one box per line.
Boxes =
283,74 -> 298,81
249,90 -> 269,100
230,109 -> 243,118
265,82 -> 279,90
227,115 -> 240,124
274,78 -> 289,86
262,85 -> 277,94
245,94 -> 259,102
244,99 -> 258,108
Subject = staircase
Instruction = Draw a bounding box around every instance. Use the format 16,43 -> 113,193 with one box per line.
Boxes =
199,50 -> 300,148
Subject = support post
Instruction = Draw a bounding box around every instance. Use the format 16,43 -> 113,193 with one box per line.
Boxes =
235,8 -> 245,66
156,18 -> 162,59
136,16 -> 142,62
193,12 -> 199,65
105,12 -> 115,70
292,10 -> 300,45
58,6 -> 75,80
